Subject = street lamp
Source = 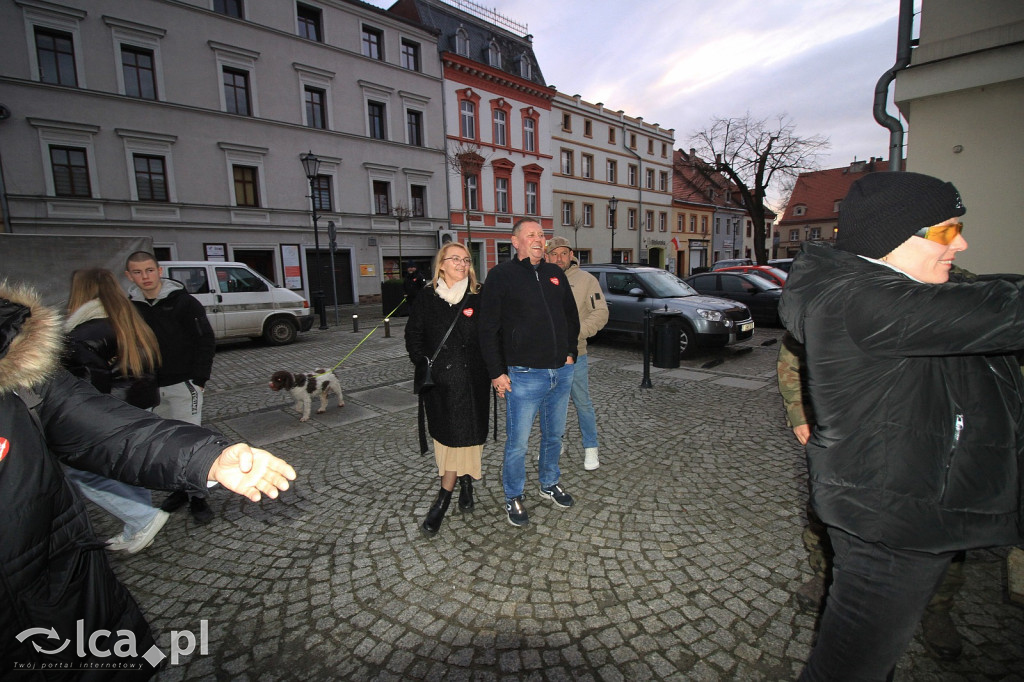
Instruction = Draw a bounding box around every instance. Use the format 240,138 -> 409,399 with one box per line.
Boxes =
608,196 -> 618,263
300,150 -> 328,329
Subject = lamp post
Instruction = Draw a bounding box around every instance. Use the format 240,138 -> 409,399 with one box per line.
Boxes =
301,150 -> 328,329
608,196 -> 618,263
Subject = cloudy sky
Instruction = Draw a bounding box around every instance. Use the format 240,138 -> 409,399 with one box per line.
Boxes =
366,0 -> 906,198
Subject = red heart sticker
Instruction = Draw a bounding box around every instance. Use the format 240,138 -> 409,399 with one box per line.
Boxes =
0,437 -> 9,463
549,277 -> 560,286
463,308 -> 474,317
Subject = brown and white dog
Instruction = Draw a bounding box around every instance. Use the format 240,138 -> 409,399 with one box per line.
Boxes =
269,368 -> 344,422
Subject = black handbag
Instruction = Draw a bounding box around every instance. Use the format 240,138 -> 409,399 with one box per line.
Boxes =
412,296 -> 466,394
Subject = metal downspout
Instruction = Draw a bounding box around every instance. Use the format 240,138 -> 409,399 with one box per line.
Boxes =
873,0 -> 915,172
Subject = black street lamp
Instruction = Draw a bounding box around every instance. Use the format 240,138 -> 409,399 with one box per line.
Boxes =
301,151 -> 328,329
608,196 -> 619,263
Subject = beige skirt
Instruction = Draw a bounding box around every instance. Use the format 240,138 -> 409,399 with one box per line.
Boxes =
433,440 -> 482,479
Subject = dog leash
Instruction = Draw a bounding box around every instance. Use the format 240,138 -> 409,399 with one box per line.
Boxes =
314,297 -> 408,377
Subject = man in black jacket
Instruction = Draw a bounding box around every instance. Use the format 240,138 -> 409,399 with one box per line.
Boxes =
479,219 -> 581,527
125,252 -> 217,523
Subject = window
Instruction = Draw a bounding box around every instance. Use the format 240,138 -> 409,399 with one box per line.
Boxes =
460,100 -> 475,139
645,168 -> 654,190
715,218 -> 720,234
628,165 -> 637,187
121,46 -> 156,99
608,127 -> 616,144
215,266 -> 268,294
659,171 -> 668,192
583,203 -> 593,227
562,113 -> 571,131
522,117 -> 535,152
362,26 -> 383,60
659,212 -> 667,232
411,184 -> 426,217
401,39 -> 420,71
810,227 -> 822,240
312,175 -> 332,212
833,200 -> 841,213
676,215 -> 683,232
662,143 -> 668,157
487,40 -> 500,67
50,146 -> 90,197
794,205 -> 806,216
701,216 -> 708,233
305,86 -> 326,128
214,0 -> 243,18
35,27 -> 77,86
607,204 -> 616,228
647,139 -> 654,154
629,133 -> 637,149
494,177 -> 508,213
581,154 -> 593,179
645,210 -> 654,231
562,201 -> 574,226
455,28 -> 469,56
493,109 -> 507,146
464,175 -> 478,211
584,120 -> 592,137
297,4 -> 322,42
373,180 -> 391,215
133,155 -> 168,202
560,149 -> 573,176
223,67 -> 251,115
606,160 -> 617,184
690,215 -> 696,232
233,165 -> 259,206
627,208 -> 637,230
525,181 -> 537,215
406,109 -> 423,146
789,229 -> 800,241
368,100 -> 387,140
519,55 -> 531,79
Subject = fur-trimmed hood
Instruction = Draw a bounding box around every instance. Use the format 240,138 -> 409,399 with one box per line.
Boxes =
0,281 -> 63,394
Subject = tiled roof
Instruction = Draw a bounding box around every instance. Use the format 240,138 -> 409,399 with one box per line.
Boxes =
673,149 -> 776,219
779,158 -> 890,224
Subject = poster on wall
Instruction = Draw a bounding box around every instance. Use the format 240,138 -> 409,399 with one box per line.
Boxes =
281,244 -> 302,290
204,243 -> 227,261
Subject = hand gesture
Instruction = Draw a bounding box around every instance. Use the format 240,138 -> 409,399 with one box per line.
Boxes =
208,443 -> 297,502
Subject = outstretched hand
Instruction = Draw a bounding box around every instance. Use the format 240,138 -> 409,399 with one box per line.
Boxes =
208,443 -> 297,502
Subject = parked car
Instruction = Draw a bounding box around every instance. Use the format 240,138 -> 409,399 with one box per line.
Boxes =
580,264 -> 754,357
767,258 -> 794,273
684,271 -> 783,326
717,265 -> 788,287
711,258 -> 754,271
162,261 -> 314,345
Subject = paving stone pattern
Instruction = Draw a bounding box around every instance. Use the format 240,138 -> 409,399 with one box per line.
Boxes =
90,308 -> 1024,680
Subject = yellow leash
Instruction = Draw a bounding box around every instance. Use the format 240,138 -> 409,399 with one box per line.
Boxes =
315,297 -> 408,377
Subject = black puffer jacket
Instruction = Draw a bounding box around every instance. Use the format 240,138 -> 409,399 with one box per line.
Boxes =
406,285 -> 490,453
127,279 -> 214,389
0,283 -> 229,677
779,243 -> 1024,552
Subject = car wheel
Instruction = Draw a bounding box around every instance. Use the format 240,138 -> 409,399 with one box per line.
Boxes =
263,318 -> 297,345
678,321 -> 697,358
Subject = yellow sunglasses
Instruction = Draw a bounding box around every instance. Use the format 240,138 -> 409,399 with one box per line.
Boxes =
914,221 -> 963,245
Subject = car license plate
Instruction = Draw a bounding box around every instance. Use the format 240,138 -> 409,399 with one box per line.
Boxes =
740,322 -> 753,332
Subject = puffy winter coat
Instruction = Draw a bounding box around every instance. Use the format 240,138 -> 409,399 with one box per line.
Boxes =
127,279 -> 214,389
405,286 -> 490,453
779,242 -> 1024,552
0,283 -> 229,677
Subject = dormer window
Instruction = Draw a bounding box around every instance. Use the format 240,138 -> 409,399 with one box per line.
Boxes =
487,40 -> 500,67
794,205 -> 807,216
455,27 -> 469,56
519,54 -> 531,79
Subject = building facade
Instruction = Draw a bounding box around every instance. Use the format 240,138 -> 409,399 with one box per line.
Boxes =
0,0 -> 448,305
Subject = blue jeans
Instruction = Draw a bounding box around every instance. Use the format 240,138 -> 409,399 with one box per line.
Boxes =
570,354 -> 599,449
64,467 -> 159,538
502,364 -> 574,500
800,527 -> 955,681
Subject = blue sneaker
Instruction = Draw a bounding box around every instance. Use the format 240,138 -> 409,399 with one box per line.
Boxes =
539,483 -> 574,508
505,496 -> 529,527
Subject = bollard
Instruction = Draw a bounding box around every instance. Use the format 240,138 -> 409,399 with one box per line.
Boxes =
352,314 -> 359,333
384,318 -> 391,338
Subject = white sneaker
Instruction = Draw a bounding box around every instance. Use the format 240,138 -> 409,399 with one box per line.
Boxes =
106,510 -> 170,554
584,447 -> 600,471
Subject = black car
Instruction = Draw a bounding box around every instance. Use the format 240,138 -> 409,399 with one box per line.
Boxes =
684,271 -> 783,326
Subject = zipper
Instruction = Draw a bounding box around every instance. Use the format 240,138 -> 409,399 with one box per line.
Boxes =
940,413 -> 964,499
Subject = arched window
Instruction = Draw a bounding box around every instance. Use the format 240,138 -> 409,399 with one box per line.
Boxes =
488,40 -> 501,67
519,55 -> 532,79
455,27 -> 469,56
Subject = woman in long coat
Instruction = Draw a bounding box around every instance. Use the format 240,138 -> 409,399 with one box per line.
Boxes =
405,242 -> 490,535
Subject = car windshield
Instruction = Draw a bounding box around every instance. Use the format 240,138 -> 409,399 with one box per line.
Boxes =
637,270 -> 698,297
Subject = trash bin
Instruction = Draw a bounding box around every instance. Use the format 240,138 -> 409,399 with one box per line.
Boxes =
650,309 -> 682,369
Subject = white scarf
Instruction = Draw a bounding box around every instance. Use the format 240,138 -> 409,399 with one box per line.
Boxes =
435,276 -> 469,305
63,299 -> 108,332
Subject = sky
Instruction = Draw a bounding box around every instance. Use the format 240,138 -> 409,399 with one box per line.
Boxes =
364,0 -> 906,206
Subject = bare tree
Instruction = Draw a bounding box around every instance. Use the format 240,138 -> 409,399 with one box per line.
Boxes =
689,113 -> 828,264
445,142 -> 488,258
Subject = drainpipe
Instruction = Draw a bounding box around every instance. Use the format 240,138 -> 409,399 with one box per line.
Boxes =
873,0 -> 915,172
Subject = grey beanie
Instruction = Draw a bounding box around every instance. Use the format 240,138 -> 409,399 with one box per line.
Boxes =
835,171 -> 965,258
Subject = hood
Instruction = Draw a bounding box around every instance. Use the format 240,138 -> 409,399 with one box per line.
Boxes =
64,298 -> 108,332
0,281 -> 63,394
127,277 -> 184,304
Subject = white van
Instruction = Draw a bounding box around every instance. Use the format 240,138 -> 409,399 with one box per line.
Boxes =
160,261 -> 314,345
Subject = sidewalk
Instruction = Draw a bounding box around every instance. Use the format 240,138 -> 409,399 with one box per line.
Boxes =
90,323 -> 1023,681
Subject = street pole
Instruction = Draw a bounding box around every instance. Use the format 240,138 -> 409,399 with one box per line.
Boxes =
301,151 -> 328,330
609,195 -> 618,263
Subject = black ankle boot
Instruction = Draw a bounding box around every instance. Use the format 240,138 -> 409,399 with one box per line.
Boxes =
422,487 -> 452,535
458,475 -> 475,512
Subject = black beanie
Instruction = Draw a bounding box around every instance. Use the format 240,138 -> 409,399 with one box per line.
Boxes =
835,171 -> 965,258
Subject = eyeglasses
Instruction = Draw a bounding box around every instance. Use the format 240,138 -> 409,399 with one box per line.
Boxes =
914,221 -> 963,245
443,256 -> 472,265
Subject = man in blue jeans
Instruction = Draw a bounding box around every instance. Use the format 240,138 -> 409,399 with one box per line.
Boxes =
479,220 -> 581,527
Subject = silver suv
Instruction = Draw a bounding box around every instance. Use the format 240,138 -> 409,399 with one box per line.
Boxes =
581,264 -> 754,356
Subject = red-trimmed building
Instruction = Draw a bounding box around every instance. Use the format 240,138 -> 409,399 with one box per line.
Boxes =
388,0 -> 554,276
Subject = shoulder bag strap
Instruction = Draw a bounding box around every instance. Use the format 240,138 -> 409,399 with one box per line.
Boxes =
426,296 -> 468,366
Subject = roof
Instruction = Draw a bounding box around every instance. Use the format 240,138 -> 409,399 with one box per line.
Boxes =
673,149 -> 776,219
779,158 -> 890,224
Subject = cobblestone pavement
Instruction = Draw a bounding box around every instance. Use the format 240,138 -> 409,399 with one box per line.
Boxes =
90,305 -> 1024,681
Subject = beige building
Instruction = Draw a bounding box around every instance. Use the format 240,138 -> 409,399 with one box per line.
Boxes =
893,0 -> 1024,274
550,93 -> 674,265
0,0 -> 448,305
